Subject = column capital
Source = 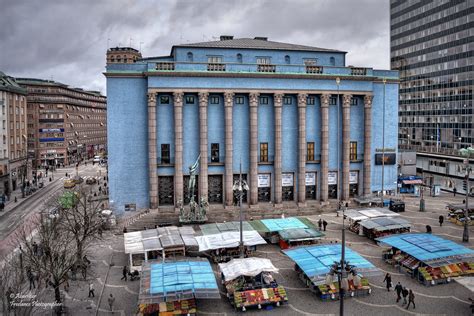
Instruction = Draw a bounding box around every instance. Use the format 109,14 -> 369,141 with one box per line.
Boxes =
364,95 -> 373,108
173,91 -> 184,104
249,92 -> 259,106
198,92 -> 209,105
224,91 -> 235,106
320,93 -> 331,108
342,94 -> 352,108
147,92 -> 156,104
274,93 -> 284,107
298,93 -> 308,107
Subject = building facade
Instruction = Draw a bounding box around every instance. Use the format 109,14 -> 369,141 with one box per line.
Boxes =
0,72 -> 28,196
105,36 -> 399,214
391,1 -> 474,192
16,78 -> 107,168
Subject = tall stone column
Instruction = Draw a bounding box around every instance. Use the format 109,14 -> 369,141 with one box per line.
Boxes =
199,92 -> 209,202
224,91 -> 234,207
249,92 -> 259,205
342,94 -> 352,201
147,92 -> 158,209
363,95 -> 373,195
173,91 -> 184,206
320,94 -> 330,202
273,93 -> 283,205
298,93 -> 308,205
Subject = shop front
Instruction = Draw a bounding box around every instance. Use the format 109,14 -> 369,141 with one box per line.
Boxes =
305,172 -> 317,200
349,171 -> 359,197
328,171 -> 338,199
257,174 -> 271,202
282,173 -> 294,201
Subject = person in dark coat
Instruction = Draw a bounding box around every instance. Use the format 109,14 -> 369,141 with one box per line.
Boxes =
426,225 -> 432,233
318,218 -> 322,231
439,215 -> 444,226
323,220 -> 328,231
383,273 -> 392,291
453,187 -> 457,196
401,287 -> 409,305
395,282 -> 403,302
121,265 -> 128,281
406,289 -> 415,309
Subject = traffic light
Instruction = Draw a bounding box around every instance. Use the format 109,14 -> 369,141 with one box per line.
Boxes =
463,180 -> 467,192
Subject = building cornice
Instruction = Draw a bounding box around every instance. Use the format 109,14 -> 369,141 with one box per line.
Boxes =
148,88 -> 374,96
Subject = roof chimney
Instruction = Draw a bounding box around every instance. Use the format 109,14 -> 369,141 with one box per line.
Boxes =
254,37 -> 268,41
219,35 -> 234,41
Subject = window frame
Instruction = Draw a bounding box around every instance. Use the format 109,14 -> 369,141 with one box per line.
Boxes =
207,56 -> 223,64
259,96 -> 269,105
307,96 -> 315,105
260,142 -> 268,162
160,96 -> 170,104
350,141 -> 357,161
283,96 -> 292,105
210,96 -> 219,104
211,143 -> 219,163
235,96 -> 244,104
161,144 -> 170,164
185,96 -> 195,104
256,57 -> 271,65
307,142 -> 315,161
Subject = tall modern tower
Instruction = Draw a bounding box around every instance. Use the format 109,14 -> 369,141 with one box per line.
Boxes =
391,0 -> 474,192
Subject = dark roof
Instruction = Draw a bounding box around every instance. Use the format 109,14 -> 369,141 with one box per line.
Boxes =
0,71 -> 27,94
173,37 -> 346,54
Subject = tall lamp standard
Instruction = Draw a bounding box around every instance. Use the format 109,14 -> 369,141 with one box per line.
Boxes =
459,150 -> 471,242
381,78 -> 387,206
233,161 -> 249,258
336,77 -> 341,207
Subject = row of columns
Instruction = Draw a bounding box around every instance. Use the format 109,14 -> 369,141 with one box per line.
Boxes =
147,90 -> 373,209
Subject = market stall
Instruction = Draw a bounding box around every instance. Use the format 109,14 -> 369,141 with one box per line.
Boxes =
446,203 -> 474,226
219,258 -> 288,311
283,244 -> 380,300
249,217 -> 317,244
138,259 -> 220,316
200,221 -> 255,235
377,233 -> 474,286
342,208 -> 403,237
124,226 -> 197,271
195,230 -> 267,263
357,217 -> 411,240
277,228 -> 324,249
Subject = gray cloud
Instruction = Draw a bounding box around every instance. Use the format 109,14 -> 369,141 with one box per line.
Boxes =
0,0 -> 389,94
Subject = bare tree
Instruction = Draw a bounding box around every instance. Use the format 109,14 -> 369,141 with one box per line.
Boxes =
15,216 -> 77,314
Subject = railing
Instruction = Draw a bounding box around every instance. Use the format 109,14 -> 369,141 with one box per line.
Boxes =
207,63 -> 226,72
306,66 -> 323,74
257,64 -> 276,73
350,67 -> 368,76
156,62 -> 175,71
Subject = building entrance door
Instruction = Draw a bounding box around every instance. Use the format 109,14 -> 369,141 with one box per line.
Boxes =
349,171 -> 359,197
257,174 -> 271,202
158,176 -> 174,205
328,171 -> 338,199
305,172 -> 317,200
282,173 -> 294,201
208,175 -> 223,204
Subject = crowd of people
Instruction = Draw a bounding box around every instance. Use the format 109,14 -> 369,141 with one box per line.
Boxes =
384,273 -> 416,309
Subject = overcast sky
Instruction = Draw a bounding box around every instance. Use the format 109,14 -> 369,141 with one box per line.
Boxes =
0,0 -> 390,95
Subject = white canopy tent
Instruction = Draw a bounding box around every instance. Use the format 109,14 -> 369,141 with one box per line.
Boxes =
195,231 -> 267,252
219,258 -> 279,281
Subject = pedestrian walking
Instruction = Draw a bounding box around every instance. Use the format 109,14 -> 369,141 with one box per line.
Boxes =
383,273 -> 392,291
406,289 -> 415,309
108,293 -> 115,312
121,265 -> 128,281
27,268 -> 35,290
401,287 -> 408,305
453,187 -> 457,196
395,282 -> 403,302
426,225 -> 432,233
439,215 -> 444,227
32,241 -> 38,256
323,220 -> 328,231
318,217 -> 322,231
88,282 -> 95,297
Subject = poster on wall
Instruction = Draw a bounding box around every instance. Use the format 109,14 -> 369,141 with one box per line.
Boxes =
258,174 -> 271,187
328,172 -> 338,185
350,171 -> 358,184
375,153 -> 396,165
282,173 -> 294,187
305,172 -> 316,186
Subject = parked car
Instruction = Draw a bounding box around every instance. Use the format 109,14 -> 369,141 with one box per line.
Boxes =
86,177 -> 97,185
64,179 -> 76,189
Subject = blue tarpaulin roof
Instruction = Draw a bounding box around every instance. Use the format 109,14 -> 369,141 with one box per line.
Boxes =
283,244 -> 380,285
376,233 -> 474,265
139,259 -> 220,304
260,217 -> 308,232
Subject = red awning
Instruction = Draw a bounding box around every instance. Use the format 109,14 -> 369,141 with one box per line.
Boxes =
402,179 -> 423,185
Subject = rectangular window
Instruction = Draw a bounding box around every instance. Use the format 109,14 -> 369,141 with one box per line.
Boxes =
185,96 -> 195,104
235,96 -> 244,104
207,56 -> 222,64
256,57 -> 271,64
350,141 -> 357,161
330,97 -> 337,105
307,97 -> 315,105
210,96 -> 219,104
307,142 -> 315,161
350,98 -> 358,106
160,96 -> 170,104
259,96 -> 269,104
260,142 -> 268,162
211,143 -> 219,162
303,58 -> 317,66
283,97 -> 292,105
161,144 -> 170,164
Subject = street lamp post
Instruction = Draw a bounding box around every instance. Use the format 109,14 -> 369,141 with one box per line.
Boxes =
381,78 -> 387,207
336,77 -> 341,208
233,161 -> 249,258
459,154 -> 471,242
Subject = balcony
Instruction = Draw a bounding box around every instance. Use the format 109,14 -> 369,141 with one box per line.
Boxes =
257,64 -> 276,73
207,63 -> 226,72
156,62 -> 175,71
350,67 -> 368,76
306,66 -> 323,74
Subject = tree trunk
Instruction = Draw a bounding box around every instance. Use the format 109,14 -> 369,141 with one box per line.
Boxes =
54,284 -> 62,316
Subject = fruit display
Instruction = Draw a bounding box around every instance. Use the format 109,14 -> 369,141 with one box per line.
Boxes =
418,262 -> 474,283
316,278 -> 371,300
138,299 -> 197,316
232,286 -> 288,309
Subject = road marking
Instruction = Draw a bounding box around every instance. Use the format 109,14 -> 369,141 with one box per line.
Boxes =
353,298 -> 418,315
286,304 -> 332,315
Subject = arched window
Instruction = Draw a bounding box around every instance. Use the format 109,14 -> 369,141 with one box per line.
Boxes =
285,55 -> 290,64
330,57 -> 335,66
187,52 -> 193,62
237,53 -> 242,63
